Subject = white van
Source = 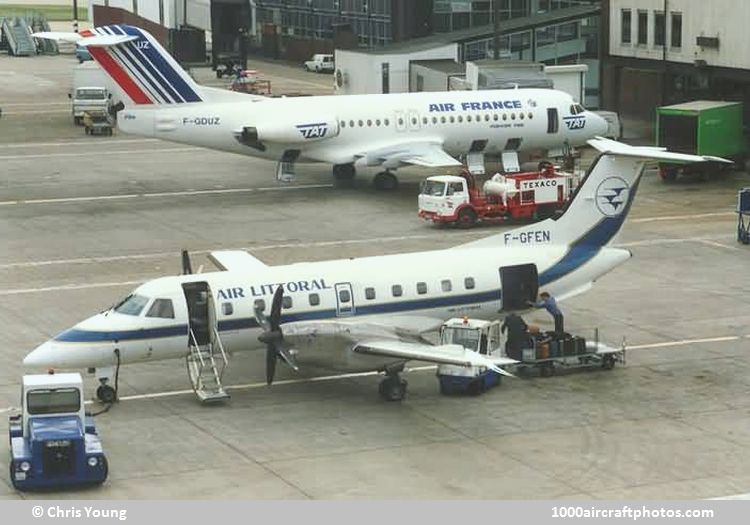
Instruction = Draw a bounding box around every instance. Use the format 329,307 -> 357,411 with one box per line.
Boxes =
304,54 -> 334,73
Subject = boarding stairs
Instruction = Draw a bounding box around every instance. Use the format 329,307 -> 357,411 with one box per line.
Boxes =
28,15 -> 58,54
186,327 -> 230,403
2,17 -> 36,56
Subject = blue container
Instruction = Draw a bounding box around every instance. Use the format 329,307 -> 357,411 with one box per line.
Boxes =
738,188 -> 750,213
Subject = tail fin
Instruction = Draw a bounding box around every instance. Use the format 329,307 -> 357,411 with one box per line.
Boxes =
35,25 -> 203,105
463,138 -> 731,250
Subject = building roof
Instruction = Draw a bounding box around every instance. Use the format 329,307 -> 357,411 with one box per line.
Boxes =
410,59 -> 465,74
358,4 -> 601,56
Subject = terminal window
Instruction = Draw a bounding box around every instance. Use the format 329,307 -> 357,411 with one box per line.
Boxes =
621,9 -> 631,44
671,13 -> 682,48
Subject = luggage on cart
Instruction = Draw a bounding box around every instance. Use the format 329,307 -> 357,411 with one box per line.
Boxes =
574,336 -> 587,354
563,336 -> 576,356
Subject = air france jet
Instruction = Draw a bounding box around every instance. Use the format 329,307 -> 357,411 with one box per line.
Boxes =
24,139 -> 726,403
34,25 -> 608,189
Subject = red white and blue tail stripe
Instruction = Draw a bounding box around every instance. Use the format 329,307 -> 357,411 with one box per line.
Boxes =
79,25 -> 203,105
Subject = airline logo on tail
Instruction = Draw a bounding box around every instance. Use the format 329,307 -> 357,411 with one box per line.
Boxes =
81,25 -> 202,105
595,177 -> 630,217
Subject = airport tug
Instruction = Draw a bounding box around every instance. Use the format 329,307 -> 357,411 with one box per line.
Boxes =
8,373 -> 108,490
437,318 -> 506,395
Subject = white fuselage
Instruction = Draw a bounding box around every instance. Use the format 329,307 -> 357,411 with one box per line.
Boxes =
118,88 -> 607,166
27,243 -> 630,372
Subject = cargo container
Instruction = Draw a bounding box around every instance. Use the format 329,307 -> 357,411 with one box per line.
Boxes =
656,101 -> 745,181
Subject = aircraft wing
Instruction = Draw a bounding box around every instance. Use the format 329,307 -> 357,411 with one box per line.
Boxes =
353,340 -> 515,377
208,250 -> 268,272
360,141 -> 462,169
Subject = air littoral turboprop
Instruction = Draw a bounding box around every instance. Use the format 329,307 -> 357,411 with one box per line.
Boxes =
34,25 -> 609,189
23,139 -> 728,403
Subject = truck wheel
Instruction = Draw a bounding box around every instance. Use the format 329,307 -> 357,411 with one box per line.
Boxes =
660,168 -> 677,182
9,462 -> 19,490
457,208 -> 478,228
100,456 -> 109,483
602,355 -> 616,370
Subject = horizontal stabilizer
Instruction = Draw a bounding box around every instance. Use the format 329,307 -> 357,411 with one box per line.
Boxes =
588,137 -> 732,164
30,31 -> 81,43
208,250 -> 267,272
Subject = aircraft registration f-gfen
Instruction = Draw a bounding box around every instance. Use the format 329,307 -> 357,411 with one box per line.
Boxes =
24,139 -> 727,403
34,25 -> 609,189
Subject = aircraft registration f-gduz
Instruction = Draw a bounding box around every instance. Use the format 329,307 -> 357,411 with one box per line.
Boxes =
34,25 -> 609,189
24,139 -> 729,403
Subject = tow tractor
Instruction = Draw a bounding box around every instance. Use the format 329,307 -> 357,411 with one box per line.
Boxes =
230,69 -> 272,96
418,164 -> 574,228
8,373 -> 108,491
513,329 -> 625,378
437,318 -> 510,395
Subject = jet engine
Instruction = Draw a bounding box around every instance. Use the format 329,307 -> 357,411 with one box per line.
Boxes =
235,118 -> 339,150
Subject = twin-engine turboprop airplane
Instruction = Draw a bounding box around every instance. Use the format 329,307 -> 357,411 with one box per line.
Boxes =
23,139 -> 728,403
33,25 -> 608,189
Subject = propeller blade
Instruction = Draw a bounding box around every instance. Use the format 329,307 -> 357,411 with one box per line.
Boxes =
269,285 -> 284,331
277,341 -> 299,371
181,249 -> 193,275
265,345 -> 277,384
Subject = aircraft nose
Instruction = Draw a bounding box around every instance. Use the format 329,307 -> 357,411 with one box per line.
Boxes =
590,112 -> 610,137
24,340 -> 58,367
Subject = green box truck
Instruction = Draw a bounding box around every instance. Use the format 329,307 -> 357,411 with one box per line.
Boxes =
656,100 -> 745,181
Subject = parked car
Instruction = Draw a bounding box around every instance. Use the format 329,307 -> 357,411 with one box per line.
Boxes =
75,44 -> 92,63
303,54 -> 334,73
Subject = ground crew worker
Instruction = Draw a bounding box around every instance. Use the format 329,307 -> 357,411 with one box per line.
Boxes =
529,291 -> 564,334
501,313 -> 529,360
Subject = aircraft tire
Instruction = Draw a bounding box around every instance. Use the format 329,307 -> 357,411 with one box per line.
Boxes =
96,385 -> 116,404
373,171 -> 398,191
602,355 -> 616,370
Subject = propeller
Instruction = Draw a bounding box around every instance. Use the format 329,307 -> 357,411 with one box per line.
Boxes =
181,249 -> 193,275
255,285 -> 298,384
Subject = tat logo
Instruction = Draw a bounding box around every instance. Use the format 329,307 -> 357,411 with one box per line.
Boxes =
296,123 -> 328,139
595,177 -> 630,217
563,115 -> 586,130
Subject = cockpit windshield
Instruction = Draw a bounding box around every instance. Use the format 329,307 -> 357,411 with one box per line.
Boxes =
113,294 -> 150,316
421,180 -> 446,196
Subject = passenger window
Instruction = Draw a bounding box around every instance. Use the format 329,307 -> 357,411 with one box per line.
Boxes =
376,119 -> 381,126
340,120 -> 346,128
349,120 -> 354,127
365,287 -> 376,300
441,280 -> 452,292
458,116 -> 463,123
440,116 -> 446,124
519,113 -> 525,120
254,299 -> 266,312
465,116 -> 470,122
339,289 -> 351,303
464,277 -> 475,290
398,118 -> 404,126
449,116 -> 455,123
392,285 -> 403,297
493,113 -> 498,121
485,114 -> 490,121
146,298 -> 175,319
422,117 -> 428,125
384,119 -> 390,126
432,116 -> 438,124
282,296 -> 292,309
503,113 -> 508,121
528,112 -> 533,119
367,119 -> 372,126
221,302 -> 233,316
511,113 -> 516,120
358,120 -> 364,127
309,293 -> 320,306
411,117 -> 417,125
416,282 -> 427,295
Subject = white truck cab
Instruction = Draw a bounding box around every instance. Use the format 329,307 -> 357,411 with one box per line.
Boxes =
418,175 -> 470,217
304,54 -> 334,73
70,86 -> 110,125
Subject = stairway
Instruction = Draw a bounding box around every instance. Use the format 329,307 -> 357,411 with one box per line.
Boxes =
3,17 -> 36,56
186,329 -> 230,403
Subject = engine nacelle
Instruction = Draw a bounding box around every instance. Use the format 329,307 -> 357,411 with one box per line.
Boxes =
244,118 -> 339,146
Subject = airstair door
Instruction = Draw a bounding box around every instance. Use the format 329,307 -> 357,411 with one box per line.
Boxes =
182,281 -> 215,347
499,264 -> 538,311
334,282 -> 355,317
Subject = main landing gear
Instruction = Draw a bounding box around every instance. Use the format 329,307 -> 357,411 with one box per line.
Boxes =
378,364 -> 408,402
373,171 -> 398,191
333,163 -> 356,186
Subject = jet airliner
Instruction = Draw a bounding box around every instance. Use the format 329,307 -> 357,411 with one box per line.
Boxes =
34,25 -> 608,189
23,139 -> 726,402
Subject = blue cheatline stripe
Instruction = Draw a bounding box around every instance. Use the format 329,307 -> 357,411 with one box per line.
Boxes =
53,289 -> 502,344
539,175 -> 642,286
120,25 -> 202,103
108,25 -> 184,103
103,26 -> 172,104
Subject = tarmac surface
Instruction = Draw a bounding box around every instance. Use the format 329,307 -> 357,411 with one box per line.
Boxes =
1,53 -> 750,500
